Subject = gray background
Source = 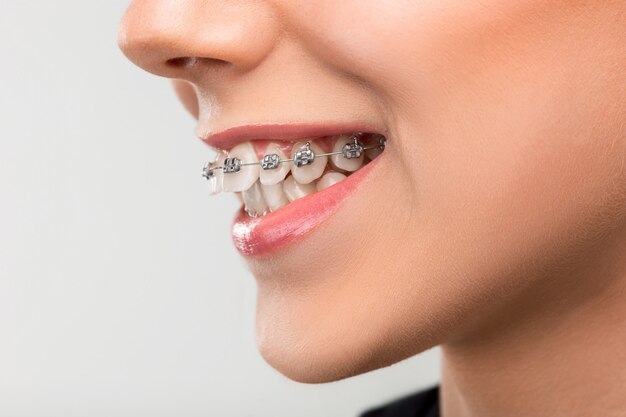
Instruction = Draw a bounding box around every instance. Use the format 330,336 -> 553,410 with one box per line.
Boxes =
0,1 -> 440,416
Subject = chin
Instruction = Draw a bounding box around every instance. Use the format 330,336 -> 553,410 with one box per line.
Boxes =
251,260 -> 443,384
253,303 -> 407,384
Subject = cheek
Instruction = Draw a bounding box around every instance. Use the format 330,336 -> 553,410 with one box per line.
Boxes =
298,0 -> 626,252
291,1 -> 539,97
253,0 -> 626,382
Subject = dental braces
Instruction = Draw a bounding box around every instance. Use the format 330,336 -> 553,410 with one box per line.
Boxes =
202,134 -> 386,180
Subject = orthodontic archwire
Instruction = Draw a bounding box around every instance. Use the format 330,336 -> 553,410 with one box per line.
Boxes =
202,133 -> 387,180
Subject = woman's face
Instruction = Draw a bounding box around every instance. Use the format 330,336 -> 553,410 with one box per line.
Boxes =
119,1 -> 626,382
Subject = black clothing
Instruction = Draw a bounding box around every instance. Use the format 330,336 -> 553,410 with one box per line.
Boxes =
359,385 -> 440,417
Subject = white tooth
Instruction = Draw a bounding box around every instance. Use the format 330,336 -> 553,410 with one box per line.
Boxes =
242,180 -> 269,217
259,143 -> 290,185
283,176 -> 316,202
366,136 -> 384,160
208,150 -> 227,195
222,142 -> 260,193
290,141 -> 327,184
261,182 -> 289,212
316,171 -> 347,191
330,134 -> 364,172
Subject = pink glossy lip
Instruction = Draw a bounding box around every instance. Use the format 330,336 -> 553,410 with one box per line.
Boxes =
232,157 -> 381,257
201,122 -> 382,151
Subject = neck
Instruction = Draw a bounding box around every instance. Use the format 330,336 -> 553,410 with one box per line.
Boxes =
440,225 -> 626,417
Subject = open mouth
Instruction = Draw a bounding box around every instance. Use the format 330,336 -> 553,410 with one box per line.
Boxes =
203,132 -> 385,216
201,128 -> 387,256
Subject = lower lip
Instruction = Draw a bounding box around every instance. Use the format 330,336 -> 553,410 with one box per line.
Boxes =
231,158 -> 381,257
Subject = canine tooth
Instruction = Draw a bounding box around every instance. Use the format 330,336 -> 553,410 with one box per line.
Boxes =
242,180 -> 269,217
283,176 -> 316,202
316,171 -> 347,191
330,134 -> 364,172
222,142 -> 260,193
290,141 -> 327,184
207,151 -> 227,195
261,182 -> 289,212
260,143 -> 290,185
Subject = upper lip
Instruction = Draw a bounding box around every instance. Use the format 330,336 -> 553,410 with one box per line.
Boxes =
200,122 -> 385,151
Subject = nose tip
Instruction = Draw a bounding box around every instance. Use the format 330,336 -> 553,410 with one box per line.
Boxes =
118,1 -> 279,79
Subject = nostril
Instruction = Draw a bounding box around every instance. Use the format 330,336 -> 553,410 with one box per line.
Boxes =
166,57 -> 195,68
166,56 -> 232,70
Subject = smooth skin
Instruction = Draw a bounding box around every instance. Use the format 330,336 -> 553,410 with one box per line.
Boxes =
118,2 -> 626,416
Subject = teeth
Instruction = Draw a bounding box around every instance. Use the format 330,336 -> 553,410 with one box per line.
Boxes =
202,133 -> 387,217
260,143 -> 290,185
290,141 -> 327,184
330,134 -> 364,172
283,176 -> 316,202
365,135 -> 384,160
316,171 -> 347,191
261,182 -> 289,212
242,180 -> 269,217
222,142 -> 260,193
206,150 -> 227,195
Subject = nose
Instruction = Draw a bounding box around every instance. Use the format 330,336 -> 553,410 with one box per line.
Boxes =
118,0 -> 280,79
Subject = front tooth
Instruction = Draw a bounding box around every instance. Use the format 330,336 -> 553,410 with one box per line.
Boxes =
316,171 -> 347,191
207,150 -> 227,195
283,176 -> 316,202
242,180 -> 269,217
290,141 -> 327,184
330,134 -> 364,172
260,143 -> 290,185
222,142 -> 260,193
261,182 -> 289,212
